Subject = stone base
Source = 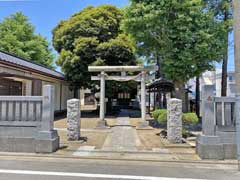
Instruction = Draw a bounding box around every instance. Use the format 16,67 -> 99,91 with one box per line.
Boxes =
0,137 -> 36,152
0,136 -> 59,153
96,120 -> 109,129
197,135 -> 224,159
0,130 -> 59,153
35,130 -> 59,153
223,144 -> 237,159
197,134 -> 237,160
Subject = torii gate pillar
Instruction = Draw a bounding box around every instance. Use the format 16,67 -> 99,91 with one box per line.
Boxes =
141,71 -> 147,123
100,71 -> 105,121
98,71 -> 107,127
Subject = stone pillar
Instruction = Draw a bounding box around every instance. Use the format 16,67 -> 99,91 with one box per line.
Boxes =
67,99 -> 80,141
36,85 -> 59,153
201,85 -> 215,136
148,91 -> 151,114
196,84 -> 224,159
137,71 -> 148,128
97,71 -> 107,128
233,0 -> 240,168
236,96 -> 240,169
141,71 -> 146,121
41,85 -> 55,131
167,98 -> 182,143
100,71 -> 105,120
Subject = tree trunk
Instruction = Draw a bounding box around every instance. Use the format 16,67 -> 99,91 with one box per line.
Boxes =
221,11 -> 229,97
195,76 -> 200,118
74,88 -> 79,99
221,52 -> 228,96
156,54 -> 161,79
174,82 -> 187,112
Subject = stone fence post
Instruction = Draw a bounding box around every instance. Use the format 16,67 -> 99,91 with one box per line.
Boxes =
67,99 -> 81,141
201,85 -> 215,136
167,98 -> 182,143
41,85 -> 55,131
36,85 -> 59,153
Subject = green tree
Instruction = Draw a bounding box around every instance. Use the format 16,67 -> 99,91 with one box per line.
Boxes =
204,0 -> 233,96
123,0 -> 225,111
52,5 -> 136,88
0,12 -> 54,68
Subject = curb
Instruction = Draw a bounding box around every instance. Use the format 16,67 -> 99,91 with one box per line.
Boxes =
0,152 -> 238,166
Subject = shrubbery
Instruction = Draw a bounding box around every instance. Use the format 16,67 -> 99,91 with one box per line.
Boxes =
182,113 -> 198,125
151,109 -> 167,124
152,109 -> 199,137
152,109 -> 162,120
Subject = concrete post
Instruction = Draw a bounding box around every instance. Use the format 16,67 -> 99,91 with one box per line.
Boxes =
67,99 -> 81,141
167,98 -> 182,143
100,71 -> 105,121
36,85 -> 59,153
233,0 -> 240,170
196,84 -> 224,159
141,71 -> 146,122
97,71 -> 107,128
202,85 -> 215,136
42,85 -> 55,131
236,96 -> 240,170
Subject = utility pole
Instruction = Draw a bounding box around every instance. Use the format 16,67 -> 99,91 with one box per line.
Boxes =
233,0 -> 240,171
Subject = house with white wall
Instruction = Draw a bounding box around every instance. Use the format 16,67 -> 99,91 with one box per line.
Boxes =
0,50 -> 77,113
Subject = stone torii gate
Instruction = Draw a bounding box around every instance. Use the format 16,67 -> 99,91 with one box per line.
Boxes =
88,66 -> 157,128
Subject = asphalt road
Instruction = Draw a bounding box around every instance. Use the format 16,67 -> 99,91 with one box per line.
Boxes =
0,156 -> 239,180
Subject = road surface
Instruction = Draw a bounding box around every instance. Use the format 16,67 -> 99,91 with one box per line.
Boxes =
0,156 -> 239,180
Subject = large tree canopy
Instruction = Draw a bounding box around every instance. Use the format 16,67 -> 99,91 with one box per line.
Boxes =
123,0 -> 225,85
0,12 -> 54,68
52,5 -> 136,88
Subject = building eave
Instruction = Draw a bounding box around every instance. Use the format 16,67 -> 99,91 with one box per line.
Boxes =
0,50 -> 65,80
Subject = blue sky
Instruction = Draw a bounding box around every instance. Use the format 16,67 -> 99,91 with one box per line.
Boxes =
0,0 -> 235,72
0,0 -> 129,70
0,0 -> 129,41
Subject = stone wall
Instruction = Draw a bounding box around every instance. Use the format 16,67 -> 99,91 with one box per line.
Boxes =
167,98 -> 182,143
197,85 -> 237,159
0,85 -> 59,153
67,99 -> 81,141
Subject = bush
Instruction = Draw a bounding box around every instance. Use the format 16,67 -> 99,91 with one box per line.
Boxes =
152,110 -> 198,136
182,113 -> 198,125
151,109 -> 167,125
157,110 -> 167,124
152,109 -> 161,120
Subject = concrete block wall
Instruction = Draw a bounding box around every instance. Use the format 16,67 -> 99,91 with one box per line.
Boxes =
0,85 -> 59,153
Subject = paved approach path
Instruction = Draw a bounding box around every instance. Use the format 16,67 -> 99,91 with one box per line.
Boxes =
102,109 -> 140,151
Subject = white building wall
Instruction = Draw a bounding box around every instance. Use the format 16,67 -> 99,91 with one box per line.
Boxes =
61,85 -> 74,110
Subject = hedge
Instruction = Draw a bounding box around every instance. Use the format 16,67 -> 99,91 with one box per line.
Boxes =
151,109 -> 167,124
152,109 -> 198,126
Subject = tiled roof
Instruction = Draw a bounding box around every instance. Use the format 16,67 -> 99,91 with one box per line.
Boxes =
0,50 -> 64,79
